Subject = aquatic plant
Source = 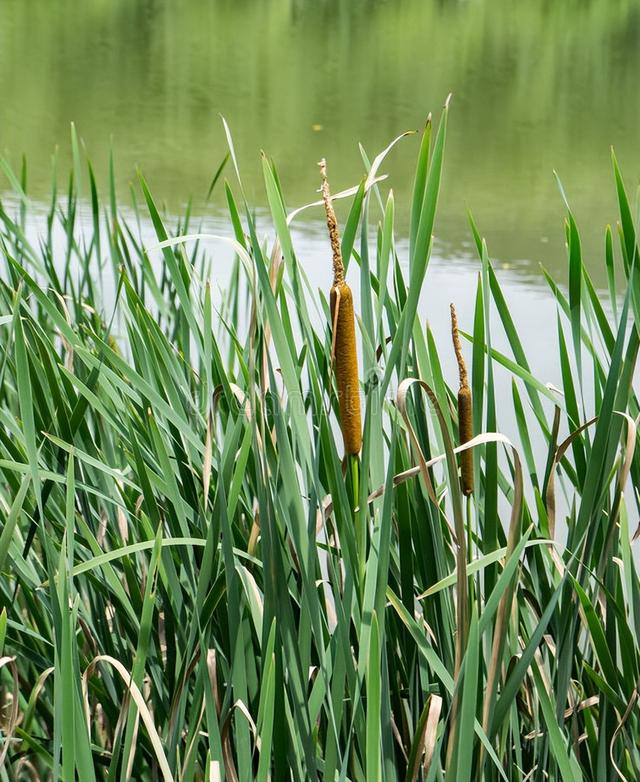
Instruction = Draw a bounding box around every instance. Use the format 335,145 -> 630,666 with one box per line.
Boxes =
0,107 -> 639,781
320,159 -> 362,457
450,303 -> 473,497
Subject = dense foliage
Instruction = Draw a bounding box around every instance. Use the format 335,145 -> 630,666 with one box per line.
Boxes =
1,106 -> 640,781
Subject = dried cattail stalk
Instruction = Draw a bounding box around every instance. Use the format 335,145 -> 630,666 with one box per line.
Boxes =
450,303 -> 474,495
319,159 -> 362,456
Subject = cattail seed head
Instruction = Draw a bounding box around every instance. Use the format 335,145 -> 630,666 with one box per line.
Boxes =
451,304 -> 473,495
320,159 -> 362,456
457,385 -> 474,496
330,281 -> 362,455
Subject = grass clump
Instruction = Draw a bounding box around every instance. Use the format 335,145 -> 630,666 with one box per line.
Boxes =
0,106 -> 639,781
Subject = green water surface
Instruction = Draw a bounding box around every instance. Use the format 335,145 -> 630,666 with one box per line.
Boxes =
1,0 -> 639,283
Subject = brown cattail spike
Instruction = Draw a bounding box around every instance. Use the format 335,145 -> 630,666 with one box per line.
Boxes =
451,304 -> 474,495
320,159 -> 362,456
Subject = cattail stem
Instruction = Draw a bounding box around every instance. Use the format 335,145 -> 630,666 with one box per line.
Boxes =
451,304 -> 474,495
320,159 -> 362,456
346,453 -> 365,584
450,303 -> 468,387
319,158 -> 345,287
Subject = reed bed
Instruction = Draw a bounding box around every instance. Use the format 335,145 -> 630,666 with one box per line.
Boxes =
0,107 -> 639,781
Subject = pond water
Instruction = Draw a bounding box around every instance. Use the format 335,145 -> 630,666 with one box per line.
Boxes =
2,0 -> 639,284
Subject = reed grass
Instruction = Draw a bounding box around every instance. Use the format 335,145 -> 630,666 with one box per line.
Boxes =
0,106 -> 639,781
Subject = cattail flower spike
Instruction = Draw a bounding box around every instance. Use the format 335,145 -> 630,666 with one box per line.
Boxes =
320,159 -> 362,456
451,303 -> 474,495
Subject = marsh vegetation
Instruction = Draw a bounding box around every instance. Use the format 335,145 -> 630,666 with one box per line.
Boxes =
1,102 -> 640,780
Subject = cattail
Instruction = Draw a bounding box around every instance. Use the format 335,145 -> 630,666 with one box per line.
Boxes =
450,304 -> 473,495
319,159 -> 362,456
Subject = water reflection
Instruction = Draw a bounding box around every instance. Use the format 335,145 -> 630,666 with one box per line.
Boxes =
1,0 -> 639,283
